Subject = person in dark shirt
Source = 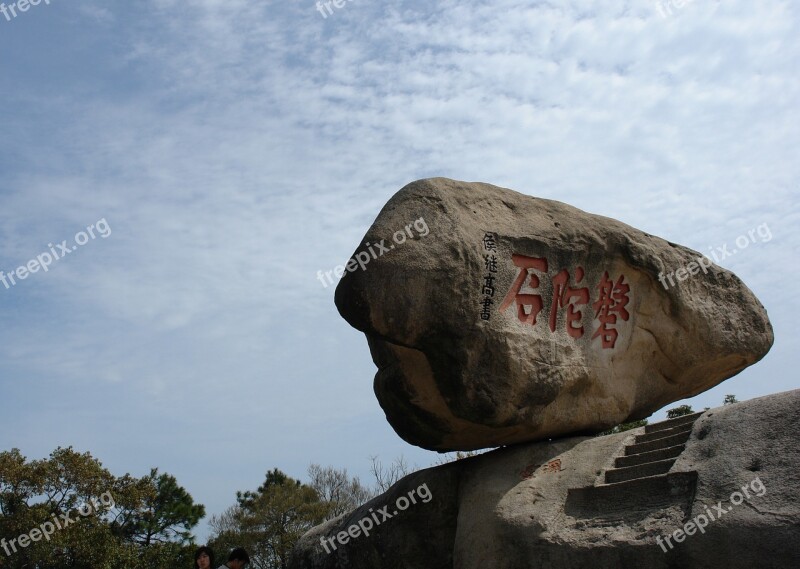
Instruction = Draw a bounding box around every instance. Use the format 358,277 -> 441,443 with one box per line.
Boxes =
194,546 -> 214,569
217,547 -> 250,569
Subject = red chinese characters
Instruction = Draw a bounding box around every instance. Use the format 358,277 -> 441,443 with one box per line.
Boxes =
519,459 -> 564,480
592,271 -> 630,349
549,267 -> 589,339
499,254 -> 631,349
498,254 -> 548,326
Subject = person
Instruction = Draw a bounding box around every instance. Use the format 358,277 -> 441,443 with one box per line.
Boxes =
194,546 -> 215,569
217,547 -> 250,569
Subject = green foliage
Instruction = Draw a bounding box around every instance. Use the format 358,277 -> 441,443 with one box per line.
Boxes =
117,468 -> 205,546
599,394 -> 740,437
0,447 -> 201,569
666,404 -> 694,418
597,419 -> 649,436
236,468 -> 296,511
210,469 -> 332,569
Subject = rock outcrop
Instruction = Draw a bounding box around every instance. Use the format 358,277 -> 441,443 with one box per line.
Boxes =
289,390 -> 800,569
334,178 -> 774,451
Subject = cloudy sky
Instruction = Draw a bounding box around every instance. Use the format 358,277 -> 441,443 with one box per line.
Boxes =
1,0 -> 797,542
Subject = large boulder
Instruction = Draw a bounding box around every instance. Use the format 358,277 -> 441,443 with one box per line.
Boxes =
334,178 -> 773,451
289,390 -> 800,569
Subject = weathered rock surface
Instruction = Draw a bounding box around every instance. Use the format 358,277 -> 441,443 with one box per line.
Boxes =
289,390 -> 800,569
334,178 -> 774,451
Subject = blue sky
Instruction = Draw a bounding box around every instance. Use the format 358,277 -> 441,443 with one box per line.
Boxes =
0,0 -> 797,542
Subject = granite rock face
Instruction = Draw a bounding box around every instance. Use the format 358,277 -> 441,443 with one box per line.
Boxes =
289,390 -> 800,569
334,178 -> 774,451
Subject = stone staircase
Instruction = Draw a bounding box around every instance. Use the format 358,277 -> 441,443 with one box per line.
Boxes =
603,411 -> 704,484
565,412 -> 704,522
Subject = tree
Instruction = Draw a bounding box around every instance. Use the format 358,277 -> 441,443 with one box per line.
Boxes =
115,468 -> 205,546
433,450 -> 486,465
210,469 -> 331,569
0,447 -> 121,569
307,464 -> 373,519
210,458 -> 430,569
208,504 -> 244,563
236,468 -> 294,511
598,419 -> 649,436
724,394 -> 738,405
368,455 -> 412,494
0,447 -> 202,569
666,404 -> 694,418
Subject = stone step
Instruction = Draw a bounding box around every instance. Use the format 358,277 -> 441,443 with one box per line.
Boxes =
625,429 -> 692,456
644,411 -> 704,434
614,444 -> 685,468
604,458 -> 676,484
565,471 -> 698,522
634,422 -> 694,444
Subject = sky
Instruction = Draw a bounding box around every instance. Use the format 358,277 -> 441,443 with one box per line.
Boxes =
0,0 -> 798,543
